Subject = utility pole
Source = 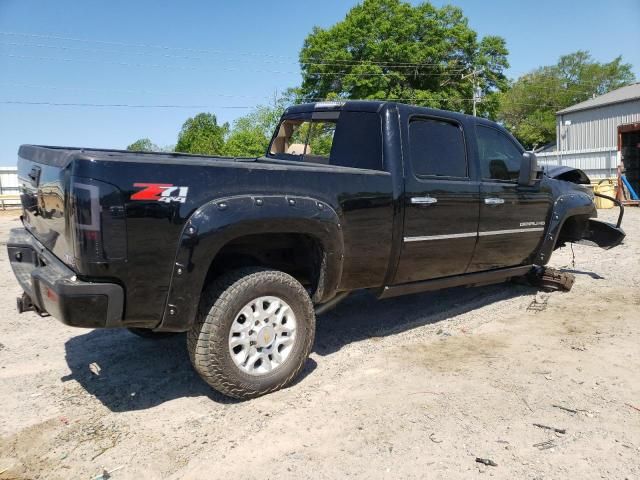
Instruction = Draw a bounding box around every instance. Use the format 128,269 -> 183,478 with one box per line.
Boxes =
461,69 -> 483,116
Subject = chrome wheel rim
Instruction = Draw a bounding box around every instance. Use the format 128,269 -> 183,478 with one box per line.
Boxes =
228,296 -> 297,376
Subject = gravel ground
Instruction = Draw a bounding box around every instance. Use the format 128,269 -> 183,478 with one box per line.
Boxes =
0,208 -> 638,480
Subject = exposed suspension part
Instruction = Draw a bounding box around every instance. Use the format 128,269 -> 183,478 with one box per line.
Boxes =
526,266 -> 575,292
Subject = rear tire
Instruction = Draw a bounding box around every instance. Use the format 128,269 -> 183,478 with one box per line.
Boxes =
187,268 -> 315,400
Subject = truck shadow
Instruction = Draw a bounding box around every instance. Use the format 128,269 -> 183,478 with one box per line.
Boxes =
63,282 -> 531,412
62,329 -> 318,411
314,283 -> 533,356
559,268 -> 605,280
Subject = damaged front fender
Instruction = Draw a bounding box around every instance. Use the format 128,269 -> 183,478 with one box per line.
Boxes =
577,218 -> 625,249
536,169 -> 626,265
578,191 -> 625,249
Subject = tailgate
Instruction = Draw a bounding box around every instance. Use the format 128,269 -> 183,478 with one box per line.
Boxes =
18,149 -> 74,266
17,145 -> 127,272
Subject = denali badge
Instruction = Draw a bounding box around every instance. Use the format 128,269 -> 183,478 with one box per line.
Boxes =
131,183 -> 189,204
520,221 -> 545,227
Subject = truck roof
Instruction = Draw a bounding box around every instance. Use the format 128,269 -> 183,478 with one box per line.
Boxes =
285,100 -> 483,126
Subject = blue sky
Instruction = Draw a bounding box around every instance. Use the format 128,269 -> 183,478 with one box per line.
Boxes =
1,0 -> 638,164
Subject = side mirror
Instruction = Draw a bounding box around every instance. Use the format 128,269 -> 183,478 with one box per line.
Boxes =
518,152 -> 539,186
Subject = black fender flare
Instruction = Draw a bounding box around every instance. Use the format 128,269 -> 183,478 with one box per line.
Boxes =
157,194 -> 344,331
536,191 -> 595,265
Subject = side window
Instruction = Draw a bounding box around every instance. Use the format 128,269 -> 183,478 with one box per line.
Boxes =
477,126 -> 522,182
409,118 -> 467,178
269,111 -> 383,171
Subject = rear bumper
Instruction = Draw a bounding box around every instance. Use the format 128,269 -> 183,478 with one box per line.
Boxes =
7,228 -> 124,328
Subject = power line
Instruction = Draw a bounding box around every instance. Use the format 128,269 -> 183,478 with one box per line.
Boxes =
0,41 -> 470,71
0,31 -> 296,60
0,31 -> 469,69
0,82 -> 266,99
0,81 -> 570,106
1,31 -> 624,88
2,53 -> 468,77
0,100 -> 252,109
1,48 -> 610,93
2,76 -> 601,103
1,97 -> 565,110
0,80 -> 603,108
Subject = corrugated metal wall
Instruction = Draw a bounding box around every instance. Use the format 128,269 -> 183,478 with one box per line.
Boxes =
543,99 -> 640,178
537,149 -> 617,179
557,100 -> 640,150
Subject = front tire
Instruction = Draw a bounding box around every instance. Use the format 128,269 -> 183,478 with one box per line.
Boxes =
187,268 -> 316,400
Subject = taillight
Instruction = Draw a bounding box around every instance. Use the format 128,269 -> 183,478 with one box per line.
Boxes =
70,177 -> 127,264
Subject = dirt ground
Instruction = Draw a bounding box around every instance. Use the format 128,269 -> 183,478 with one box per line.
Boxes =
0,208 -> 638,480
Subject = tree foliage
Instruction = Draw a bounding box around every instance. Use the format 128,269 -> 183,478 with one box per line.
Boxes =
127,138 -> 158,152
498,51 -> 635,148
298,0 -> 509,117
175,113 -> 228,155
223,94 -> 293,157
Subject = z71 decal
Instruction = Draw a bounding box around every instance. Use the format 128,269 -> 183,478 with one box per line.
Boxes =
131,183 -> 189,204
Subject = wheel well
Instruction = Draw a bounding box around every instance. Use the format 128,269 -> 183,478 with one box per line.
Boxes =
203,233 -> 325,297
555,214 -> 591,249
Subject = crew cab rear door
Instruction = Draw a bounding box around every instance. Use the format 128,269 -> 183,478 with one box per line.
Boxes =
393,116 -> 480,284
466,124 -> 552,272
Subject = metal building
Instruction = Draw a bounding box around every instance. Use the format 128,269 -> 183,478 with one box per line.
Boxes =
536,83 -> 640,185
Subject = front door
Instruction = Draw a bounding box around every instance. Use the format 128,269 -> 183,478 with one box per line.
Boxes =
467,125 -> 552,272
393,117 -> 480,284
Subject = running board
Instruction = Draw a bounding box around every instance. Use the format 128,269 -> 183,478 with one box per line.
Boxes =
379,265 -> 534,299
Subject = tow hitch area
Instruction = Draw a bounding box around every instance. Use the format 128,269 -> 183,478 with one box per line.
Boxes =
16,292 -> 48,316
16,292 -> 34,313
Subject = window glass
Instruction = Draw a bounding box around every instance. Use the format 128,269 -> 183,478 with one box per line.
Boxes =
307,122 -> 336,160
269,119 -> 335,163
330,111 -> 382,171
269,111 -> 383,171
477,126 -> 522,181
409,119 -> 467,177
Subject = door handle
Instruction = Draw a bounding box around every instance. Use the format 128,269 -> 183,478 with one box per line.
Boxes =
411,196 -> 438,206
484,197 -> 505,205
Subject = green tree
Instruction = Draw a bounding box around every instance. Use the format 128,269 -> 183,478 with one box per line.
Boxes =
223,94 -> 292,157
175,113 -> 228,155
498,51 -> 635,148
127,138 -> 158,152
224,127 -> 270,157
298,0 -> 509,117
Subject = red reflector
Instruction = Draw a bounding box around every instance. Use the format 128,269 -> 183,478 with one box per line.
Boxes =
45,287 -> 59,302
84,230 -> 99,241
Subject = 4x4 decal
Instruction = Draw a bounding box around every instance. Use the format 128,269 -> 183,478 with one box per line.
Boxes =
131,183 -> 189,204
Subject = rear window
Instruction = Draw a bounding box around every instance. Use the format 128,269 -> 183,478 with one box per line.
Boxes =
409,118 -> 467,178
269,111 -> 383,171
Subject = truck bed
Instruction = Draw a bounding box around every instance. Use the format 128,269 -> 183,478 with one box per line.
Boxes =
17,144 -> 395,327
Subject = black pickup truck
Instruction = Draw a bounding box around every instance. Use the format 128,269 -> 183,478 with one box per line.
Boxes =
8,101 -> 625,399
